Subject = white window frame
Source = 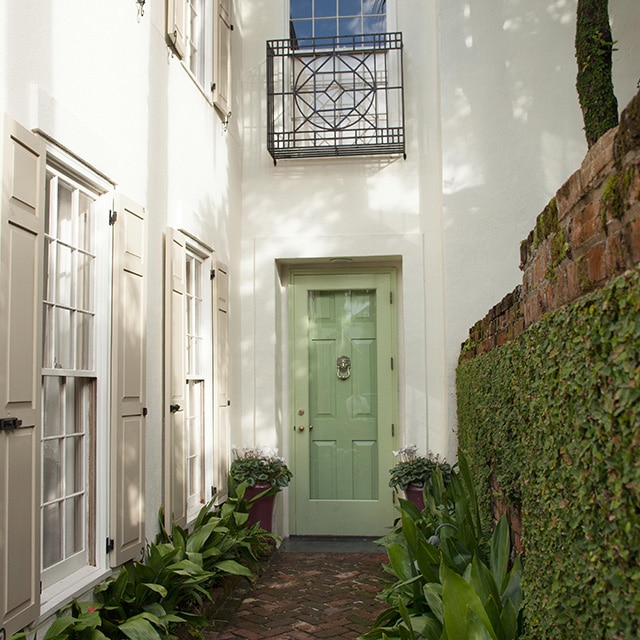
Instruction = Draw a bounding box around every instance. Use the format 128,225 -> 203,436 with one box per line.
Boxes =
39,143 -> 113,613
184,244 -> 215,521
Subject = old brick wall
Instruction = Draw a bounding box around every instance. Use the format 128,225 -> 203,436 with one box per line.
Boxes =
459,89 -> 640,361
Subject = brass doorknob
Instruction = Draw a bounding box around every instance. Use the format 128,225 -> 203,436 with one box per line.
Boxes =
309,425 -> 314,430
298,425 -> 305,432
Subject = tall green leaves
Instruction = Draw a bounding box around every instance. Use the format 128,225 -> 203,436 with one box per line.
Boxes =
362,456 -> 523,640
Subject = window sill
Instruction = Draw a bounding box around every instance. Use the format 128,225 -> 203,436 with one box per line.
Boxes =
40,566 -> 112,622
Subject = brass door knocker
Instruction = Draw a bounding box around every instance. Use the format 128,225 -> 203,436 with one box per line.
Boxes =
336,355 -> 351,380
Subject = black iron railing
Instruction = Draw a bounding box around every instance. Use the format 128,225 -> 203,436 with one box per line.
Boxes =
266,33 -> 405,162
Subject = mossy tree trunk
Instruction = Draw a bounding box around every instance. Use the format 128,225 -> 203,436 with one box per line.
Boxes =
575,0 -> 619,147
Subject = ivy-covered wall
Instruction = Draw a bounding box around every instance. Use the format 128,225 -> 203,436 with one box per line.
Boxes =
458,269 -> 640,638
457,91 -> 640,638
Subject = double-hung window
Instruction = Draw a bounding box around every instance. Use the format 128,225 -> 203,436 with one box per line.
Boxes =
164,231 -> 220,527
41,164 -> 108,590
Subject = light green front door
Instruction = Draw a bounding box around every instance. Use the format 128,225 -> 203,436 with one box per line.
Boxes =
290,271 -> 397,536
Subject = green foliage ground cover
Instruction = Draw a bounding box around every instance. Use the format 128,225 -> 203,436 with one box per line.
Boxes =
457,266 -> 640,639
12,485 -> 274,640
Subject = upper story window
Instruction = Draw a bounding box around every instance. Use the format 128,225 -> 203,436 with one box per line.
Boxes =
266,0 -> 403,162
290,0 -> 386,44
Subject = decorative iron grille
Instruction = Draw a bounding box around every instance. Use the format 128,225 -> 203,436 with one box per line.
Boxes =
267,33 -> 405,162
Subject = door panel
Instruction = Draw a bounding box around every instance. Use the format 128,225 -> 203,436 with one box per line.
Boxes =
291,271 -> 397,536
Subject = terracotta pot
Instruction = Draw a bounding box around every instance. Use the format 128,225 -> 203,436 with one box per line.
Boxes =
244,483 -> 277,531
404,484 -> 425,511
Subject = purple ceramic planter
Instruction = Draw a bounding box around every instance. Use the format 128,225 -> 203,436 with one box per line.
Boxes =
244,483 -> 277,531
404,484 -> 425,511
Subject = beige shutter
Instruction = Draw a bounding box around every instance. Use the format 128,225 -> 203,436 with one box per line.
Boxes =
164,229 -> 187,530
109,194 -> 147,567
0,116 -> 45,636
167,0 -> 187,58
213,0 -> 232,116
215,263 -> 230,496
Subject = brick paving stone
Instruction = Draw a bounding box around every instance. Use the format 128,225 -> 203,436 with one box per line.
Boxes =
203,551 -> 389,639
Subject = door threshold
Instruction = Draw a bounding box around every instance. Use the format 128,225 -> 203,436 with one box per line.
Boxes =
280,535 -> 383,553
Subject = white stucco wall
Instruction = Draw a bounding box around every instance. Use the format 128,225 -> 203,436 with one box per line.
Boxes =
440,0 -> 640,455
0,0 -> 243,554
238,0 -> 449,494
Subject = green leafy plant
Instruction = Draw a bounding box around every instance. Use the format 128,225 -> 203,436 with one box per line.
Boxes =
230,446 -> 293,488
388,444 -> 452,491
362,452 -> 523,640
15,496 -> 273,640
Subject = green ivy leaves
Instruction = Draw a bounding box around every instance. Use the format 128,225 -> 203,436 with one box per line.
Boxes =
457,266 -> 640,639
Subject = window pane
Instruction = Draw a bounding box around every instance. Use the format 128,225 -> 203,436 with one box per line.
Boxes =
43,438 -> 62,502
339,0 -> 361,15
364,0 -> 385,14
65,436 -> 84,494
339,17 -> 361,35
315,0 -> 337,18
291,19 -> 313,41
364,15 -> 385,33
291,0 -> 312,19
76,312 -> 94,370
43,503 -> 62,568
56,307 -> 73,369
315,18 -> 337,38
56,244 -> 73,307
77,193 -> 94,253
65,496 -> 83,556
57,182 -> 73,245
43,304 -> 54,368
77,252 -> 94,312
43,376 -> 63,437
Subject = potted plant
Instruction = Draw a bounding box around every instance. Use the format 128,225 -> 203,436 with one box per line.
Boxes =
388,444 -> 451,511
230,446 -> 293,532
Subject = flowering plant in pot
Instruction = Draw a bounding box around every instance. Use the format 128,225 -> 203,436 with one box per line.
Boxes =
388,444 -> 451,511
230,446 -> 293,532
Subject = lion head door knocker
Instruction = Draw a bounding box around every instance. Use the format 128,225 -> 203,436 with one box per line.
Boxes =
336,355 -> 351,380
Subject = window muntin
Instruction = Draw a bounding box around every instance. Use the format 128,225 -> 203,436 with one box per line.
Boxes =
41,167 -> 105,589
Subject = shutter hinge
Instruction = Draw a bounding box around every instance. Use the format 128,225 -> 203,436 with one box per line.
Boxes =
391,357 -> 394,370
390,291 -> 393,304
211,82 -> 216,92
210,268 -> 216,280
392,423 -> 395,437
106,537 -> 114,554
40,580 -> 43,595
142,407 -> 148,417
109,209 -> 118,225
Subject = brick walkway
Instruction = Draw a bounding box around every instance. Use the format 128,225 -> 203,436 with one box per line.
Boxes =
202,551 -> 389,639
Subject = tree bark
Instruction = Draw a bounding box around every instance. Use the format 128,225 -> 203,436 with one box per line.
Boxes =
575,0 -> 618,147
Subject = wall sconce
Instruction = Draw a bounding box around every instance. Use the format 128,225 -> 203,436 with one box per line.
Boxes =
136,0 -> 146,19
